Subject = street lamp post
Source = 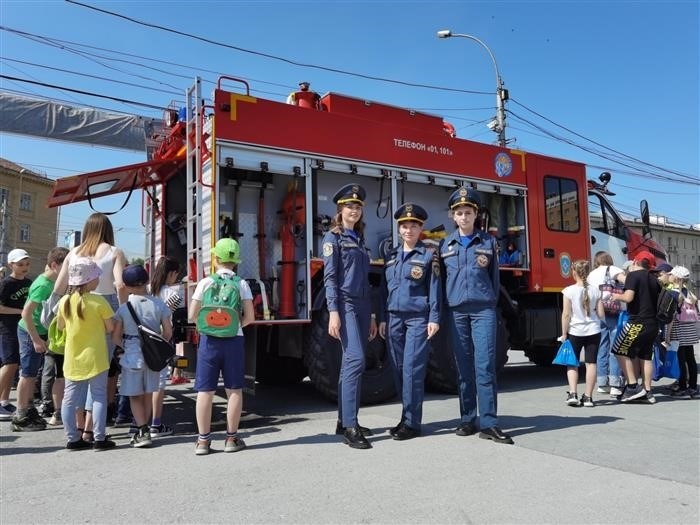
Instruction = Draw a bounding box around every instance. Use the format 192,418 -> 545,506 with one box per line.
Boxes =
437,29 -> 508,146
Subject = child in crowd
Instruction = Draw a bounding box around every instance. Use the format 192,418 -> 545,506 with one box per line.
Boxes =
188,238 -> 254,455
0,249 -> 32,422
667,266 -> 699,398
559,260 -> 604,407
112,265 -> 172,448
15,247 -> 69,431
57,257 -> 115,450
149,256 -> 184,438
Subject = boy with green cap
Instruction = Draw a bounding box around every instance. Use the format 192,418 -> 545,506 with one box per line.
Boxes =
188,238 -> 255,455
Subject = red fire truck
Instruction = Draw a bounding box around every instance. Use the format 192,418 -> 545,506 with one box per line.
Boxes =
48,76 -> 667,401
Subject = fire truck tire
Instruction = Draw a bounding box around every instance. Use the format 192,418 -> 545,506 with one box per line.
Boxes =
426,310 -> 510,394
525,346 -> 558,366
304,308 -> 396,404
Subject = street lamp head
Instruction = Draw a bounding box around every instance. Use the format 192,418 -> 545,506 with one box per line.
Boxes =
436,30 -> 452,38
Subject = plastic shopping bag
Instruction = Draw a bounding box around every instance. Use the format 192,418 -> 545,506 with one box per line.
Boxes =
651,342 -> 665,381
658,341 -> 681,380
552,339 -> 579,367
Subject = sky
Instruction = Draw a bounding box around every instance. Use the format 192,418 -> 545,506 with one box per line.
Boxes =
0,0 -> 698,261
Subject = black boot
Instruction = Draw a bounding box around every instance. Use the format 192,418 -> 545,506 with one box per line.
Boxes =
335,420 -> 372,436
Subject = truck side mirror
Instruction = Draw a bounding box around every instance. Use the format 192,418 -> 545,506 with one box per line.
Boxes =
640,199 -> 651,239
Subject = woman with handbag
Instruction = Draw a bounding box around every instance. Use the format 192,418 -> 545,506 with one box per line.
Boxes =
559,260 -> 604,407
668,266 -> 698,398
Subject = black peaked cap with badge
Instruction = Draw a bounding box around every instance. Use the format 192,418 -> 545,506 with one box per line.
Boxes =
448,187 -> 481,210
333,184 -> 366,205
394,203 -> 428,225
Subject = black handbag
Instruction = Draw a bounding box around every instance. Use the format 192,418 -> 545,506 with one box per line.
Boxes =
126,302 -> 175,372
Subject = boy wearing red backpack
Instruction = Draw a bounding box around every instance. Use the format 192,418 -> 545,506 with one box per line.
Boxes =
188,238 -> 255,455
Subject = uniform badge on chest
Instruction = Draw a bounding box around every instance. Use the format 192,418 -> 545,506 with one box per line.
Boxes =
323,243 -> 333,256
476,254 -> 489,268
410,265 -> 424,279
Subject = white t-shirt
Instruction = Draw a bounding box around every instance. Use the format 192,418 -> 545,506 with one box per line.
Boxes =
192,269 -> 252,336
562,284 -> 602,336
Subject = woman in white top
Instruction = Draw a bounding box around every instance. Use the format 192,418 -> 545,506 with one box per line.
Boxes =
52,213 -> 128,437
559,260 -> 605,407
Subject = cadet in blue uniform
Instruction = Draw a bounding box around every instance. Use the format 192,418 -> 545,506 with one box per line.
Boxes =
440,187 -> 513,444
322,184 -> 377,450
378,203 -> 441,440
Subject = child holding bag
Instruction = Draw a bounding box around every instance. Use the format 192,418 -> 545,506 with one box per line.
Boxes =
558,260 -> 604,407
668,266 -> 698,398
57,257 -> 115,450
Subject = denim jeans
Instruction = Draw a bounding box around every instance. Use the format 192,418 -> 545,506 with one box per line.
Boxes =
62,371 -> 108,442
17,326 -> 43,378
597,314 -> 623,387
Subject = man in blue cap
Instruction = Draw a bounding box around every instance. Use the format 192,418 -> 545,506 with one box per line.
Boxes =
378,203 -> 441,440
439,187 -> 513,444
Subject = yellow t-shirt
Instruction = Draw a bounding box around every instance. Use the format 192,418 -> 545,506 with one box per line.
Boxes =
58,293 -> 114,381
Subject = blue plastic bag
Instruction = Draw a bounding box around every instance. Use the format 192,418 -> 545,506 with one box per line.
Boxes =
552,339 -> 579,367
651,342 -> 665,381
657,341 -> 681,380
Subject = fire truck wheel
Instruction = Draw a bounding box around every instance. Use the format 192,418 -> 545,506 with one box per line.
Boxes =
525,346 -> 558,367
304,307 -> 396,404
426,310 -> 510,394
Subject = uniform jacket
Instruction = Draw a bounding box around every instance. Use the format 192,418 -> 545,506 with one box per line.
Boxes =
439,229 -> 500,308
322,228 -> 371,312
380,241 -> 441,324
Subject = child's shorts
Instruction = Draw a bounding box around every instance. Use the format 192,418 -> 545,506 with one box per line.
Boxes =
17,326 -> 44,378
194,334 -> 245,392
158,367 -> 169,390
611,319 -> 657,360
120,366 -> 160,396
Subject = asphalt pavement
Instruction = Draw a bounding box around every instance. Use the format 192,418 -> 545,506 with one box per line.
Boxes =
1,351 -> 698,524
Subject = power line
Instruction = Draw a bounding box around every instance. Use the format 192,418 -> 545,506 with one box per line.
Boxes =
510,97 -> 697,182
0,74 -> 167,110
65,0 -> 492,96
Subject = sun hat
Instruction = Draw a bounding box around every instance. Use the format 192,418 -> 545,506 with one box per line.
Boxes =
7,248 -> 30,263
211,238 -> 241,264
68,257 -> 102,286
670,265 -> 690,279
122,264 -> 149,287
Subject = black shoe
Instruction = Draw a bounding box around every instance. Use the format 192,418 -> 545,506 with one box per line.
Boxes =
335,421 -> 372,436
93,439 -> 117,451
343,426 -> 372,449
388,421 -> 404,437
479,426 -> 514,445
455,422 -> 478,436
392,423 -> 421,441
66,439 -> 93,450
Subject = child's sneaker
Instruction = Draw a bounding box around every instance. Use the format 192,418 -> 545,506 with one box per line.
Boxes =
171,376 -> 190,385
609,386 -> 623,397
566,392 -> 579,406
131,426 -> 152,448
580,394 -> 594,407
48,413 -> 62,426
224,435 -> 246,453
11,413 -> 46,432
643,391 -> 657,404
0,403 -> 16,421
195,439 -> 211,456
596,385 -> 610,394
149,423 -> 173,437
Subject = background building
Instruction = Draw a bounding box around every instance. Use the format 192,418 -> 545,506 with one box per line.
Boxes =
0,158 -> 58,275
642,216 -> 700,290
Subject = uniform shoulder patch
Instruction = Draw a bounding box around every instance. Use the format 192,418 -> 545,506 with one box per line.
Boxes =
323,242 -> 334,257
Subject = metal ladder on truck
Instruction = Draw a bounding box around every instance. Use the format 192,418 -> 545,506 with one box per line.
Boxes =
185,77 -> 211,297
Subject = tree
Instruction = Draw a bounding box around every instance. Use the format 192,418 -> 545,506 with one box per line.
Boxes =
130,257 -> 144,266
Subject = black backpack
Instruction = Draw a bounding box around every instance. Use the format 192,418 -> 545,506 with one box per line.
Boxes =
656,287 -> 679,324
